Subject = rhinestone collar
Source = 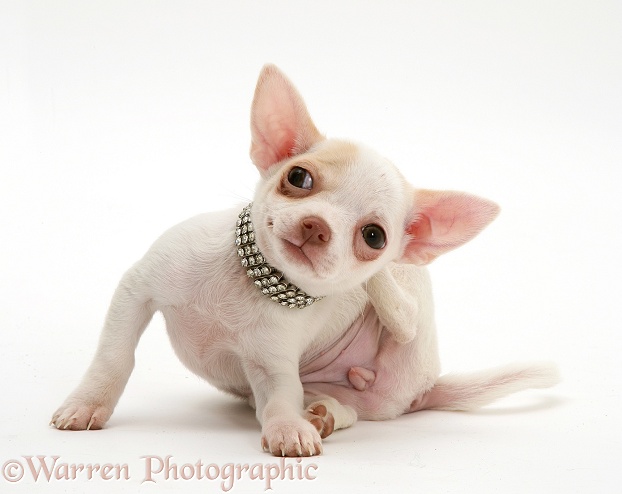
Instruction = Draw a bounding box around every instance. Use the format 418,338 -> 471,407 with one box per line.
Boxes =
235,204 -> 323,309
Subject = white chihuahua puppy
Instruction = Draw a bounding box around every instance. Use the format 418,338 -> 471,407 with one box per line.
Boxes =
52,65 -> 558,456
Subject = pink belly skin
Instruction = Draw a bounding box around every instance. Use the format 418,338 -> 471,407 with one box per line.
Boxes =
300,305 -> 382,389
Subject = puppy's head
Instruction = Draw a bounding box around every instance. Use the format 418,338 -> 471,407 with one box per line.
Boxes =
248,65 -> 499,296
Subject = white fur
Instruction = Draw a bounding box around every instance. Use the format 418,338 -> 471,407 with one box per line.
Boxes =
51,65 -> 559,456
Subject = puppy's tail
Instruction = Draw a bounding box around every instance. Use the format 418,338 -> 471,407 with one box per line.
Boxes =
409,362 -> 560,412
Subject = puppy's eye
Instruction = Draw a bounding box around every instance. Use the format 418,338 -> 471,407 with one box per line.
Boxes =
362,224 -> 386,249
287,167 -> 313,190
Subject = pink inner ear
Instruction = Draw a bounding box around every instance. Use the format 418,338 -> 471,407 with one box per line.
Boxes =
249,65 -> 322,174
401,190 -> 500,265
406,214 -> 432,246
252,121 -> 297,171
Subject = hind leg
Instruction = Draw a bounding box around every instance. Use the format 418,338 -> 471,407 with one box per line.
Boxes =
302,365 -> 412,439
303,353 -> 435,431
303,364 -> 385,436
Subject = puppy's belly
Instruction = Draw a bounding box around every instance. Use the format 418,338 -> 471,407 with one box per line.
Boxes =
161,303 -> 387,398
300,304 -> 383,387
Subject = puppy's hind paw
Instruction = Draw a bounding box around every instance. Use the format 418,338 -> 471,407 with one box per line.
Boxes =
50,402 -> 112,431
305,403 -> 335,439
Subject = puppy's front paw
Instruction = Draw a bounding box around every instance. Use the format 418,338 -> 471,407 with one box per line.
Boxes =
50,400 -> 112,431
261,418 -> 323,457
305,403 -> 335,439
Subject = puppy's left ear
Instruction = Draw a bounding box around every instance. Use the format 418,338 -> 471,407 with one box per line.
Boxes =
250,64 -> 324,176
399,189 -> 500,265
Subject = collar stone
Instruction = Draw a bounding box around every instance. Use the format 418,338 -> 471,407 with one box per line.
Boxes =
235,203 -> 323,309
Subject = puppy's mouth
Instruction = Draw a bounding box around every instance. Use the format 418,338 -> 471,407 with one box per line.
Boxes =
280,239 -> 315,270
265,216 -> 316,271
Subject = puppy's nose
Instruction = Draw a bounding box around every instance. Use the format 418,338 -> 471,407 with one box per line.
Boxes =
301,216 -> 331,244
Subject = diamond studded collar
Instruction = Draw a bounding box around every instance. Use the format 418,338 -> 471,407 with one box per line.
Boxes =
235,204 -> 323,309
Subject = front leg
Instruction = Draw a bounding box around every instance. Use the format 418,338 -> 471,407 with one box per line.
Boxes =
243,356 -> 322,457
51,268 -> 154,430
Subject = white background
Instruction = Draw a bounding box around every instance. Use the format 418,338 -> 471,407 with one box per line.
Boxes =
1,1 -> 621,493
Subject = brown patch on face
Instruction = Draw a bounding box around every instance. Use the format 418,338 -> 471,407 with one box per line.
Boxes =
276,140 -> 359,198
